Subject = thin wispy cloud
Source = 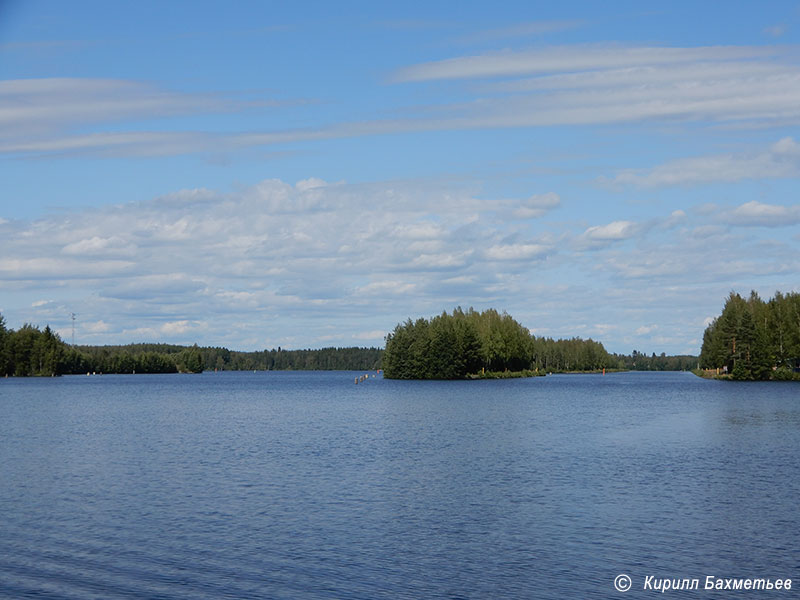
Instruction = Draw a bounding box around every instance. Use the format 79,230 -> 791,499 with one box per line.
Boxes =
0,78 -> 229,130
3,44 -> 799,159
603,137 -> 800,187
392,45 -> 784,82
721,200 -> 800,227
763,24 -> 788,38
0,78 -> 301,157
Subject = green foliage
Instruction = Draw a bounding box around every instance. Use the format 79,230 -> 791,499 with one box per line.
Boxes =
383,307 -> 617,379
0,312 -> 381,377
0,321 -> 69,376
700,290 -> 800,381
178,344 -> 204,373
615,350 -> 697,371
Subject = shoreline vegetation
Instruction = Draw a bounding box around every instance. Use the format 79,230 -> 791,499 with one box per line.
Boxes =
698,291 -> 800,381
381,307 -> 691,380
3,291 -> 798,381
0,313 -> 382,377
0,307 -> 695,379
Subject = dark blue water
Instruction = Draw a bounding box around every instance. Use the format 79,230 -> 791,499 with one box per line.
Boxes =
1,371 -> 798,599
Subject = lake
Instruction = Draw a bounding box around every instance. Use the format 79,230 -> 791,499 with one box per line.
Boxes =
1,371 -> 798,598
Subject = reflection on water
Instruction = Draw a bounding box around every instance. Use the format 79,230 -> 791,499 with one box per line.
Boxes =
1,371 -> 798,599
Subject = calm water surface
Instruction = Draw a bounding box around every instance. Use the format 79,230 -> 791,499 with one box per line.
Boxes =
1,371 -> 798,598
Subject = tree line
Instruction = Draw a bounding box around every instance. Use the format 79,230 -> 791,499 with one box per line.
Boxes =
0,318 -> 207,376
699,290 -> 800,380
2,309 -> 703,379
0,313 -> 381,376
382,307 -> 619,379
614,350 -> 698,372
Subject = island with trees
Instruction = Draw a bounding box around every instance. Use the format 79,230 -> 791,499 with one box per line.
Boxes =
699,291 -> 800,381
382,307 -> 616,379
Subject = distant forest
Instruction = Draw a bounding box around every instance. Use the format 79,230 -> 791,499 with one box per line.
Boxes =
0,313 -> 381,376
1,310 -> 694,378
700,290 -> 800,380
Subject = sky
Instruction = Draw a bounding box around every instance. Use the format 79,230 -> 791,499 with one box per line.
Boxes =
1,1 -> 799,355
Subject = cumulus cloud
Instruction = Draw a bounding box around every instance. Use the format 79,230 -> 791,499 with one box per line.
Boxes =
2,177 -> 796,353
0,178 -> 570,346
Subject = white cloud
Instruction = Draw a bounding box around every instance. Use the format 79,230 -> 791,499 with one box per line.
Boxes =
661,210 -> 687,229
411,251 -> 472,269
393,45 -> 779,82
512,192 -> 561,218
160,320 -> 202,335
604,137 -> 800,187
0,257 -> 135,279
1,177 -> 794,354
577,220 -> 640,249
3,44 -> 799,160
357,281 -> 417,295
295,177 -> 329,191
62,235 -> 136,257
0,178 -> 540,344
351,330 -> 386,341
392,222 -> 446,240
722,200 -> 800,227
84,320 -> 111,333
485,243 -> 549,260
0,78 -> 223,128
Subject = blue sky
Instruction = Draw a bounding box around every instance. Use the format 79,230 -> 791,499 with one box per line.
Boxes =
1,1 -> 799,354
